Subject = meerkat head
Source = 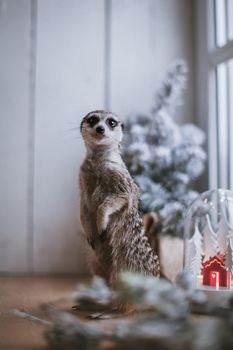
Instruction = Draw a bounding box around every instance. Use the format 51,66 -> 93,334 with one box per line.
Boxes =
80,110 -> 124,151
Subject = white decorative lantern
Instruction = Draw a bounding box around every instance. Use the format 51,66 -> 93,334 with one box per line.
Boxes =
184,189 -> 233,290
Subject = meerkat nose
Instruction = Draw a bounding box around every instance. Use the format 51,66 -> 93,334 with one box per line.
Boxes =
96,126 -> 105,134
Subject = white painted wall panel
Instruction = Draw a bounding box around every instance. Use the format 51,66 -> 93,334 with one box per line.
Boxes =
0,0 -> 195,273
110,0 -> 194,124
0,0 -> 31,271
148,0 -> 195,124
33,0 -> 105,273
110,0 -> 152,118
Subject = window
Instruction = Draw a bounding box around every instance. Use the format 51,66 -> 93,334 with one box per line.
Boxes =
205,0 -> 233,190
215,0 -> 233,46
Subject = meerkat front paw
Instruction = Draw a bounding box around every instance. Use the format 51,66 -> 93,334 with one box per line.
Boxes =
97,207 -> 109,236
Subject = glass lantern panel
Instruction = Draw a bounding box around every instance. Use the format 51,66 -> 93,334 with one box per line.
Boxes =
184,189 -> 233,290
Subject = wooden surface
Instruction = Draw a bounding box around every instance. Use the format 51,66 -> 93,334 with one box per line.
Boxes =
0,276 -> 83,350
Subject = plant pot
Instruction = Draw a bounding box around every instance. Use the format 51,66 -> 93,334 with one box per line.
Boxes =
144,212 -> 183,282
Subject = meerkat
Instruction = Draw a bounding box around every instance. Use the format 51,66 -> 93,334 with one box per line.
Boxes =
79,110 -> 160,285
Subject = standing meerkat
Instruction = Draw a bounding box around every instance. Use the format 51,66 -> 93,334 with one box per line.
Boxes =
79,110 -> 160,285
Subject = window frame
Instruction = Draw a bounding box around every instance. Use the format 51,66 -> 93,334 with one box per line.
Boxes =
196,0 -> 233,190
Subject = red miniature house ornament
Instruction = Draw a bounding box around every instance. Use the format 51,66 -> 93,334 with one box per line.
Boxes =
202,256 -> 228,287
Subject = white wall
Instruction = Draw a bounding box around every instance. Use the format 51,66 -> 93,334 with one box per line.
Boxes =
110,0 -> 195,124
0,0 -> 194,273
0,0 -> 31,272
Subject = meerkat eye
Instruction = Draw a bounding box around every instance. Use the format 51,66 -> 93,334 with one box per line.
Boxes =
87,116 -> 99,127
107,118 -> 117,128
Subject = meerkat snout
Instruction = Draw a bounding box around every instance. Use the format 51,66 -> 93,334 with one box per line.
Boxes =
96,125 -> 105,134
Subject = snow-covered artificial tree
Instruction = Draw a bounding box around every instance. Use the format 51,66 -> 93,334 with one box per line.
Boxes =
122,60 -> 206,237
202,215 -> 218,262
225,233 -> 233,287
189,224 -> 203,276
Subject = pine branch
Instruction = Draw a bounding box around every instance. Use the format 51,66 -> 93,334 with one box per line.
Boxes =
12,273 -> 233,350
152,59 -> 188,115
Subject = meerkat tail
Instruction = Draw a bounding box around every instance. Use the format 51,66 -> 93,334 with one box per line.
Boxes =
128,230 -> 160,276
111,226 -> 160,277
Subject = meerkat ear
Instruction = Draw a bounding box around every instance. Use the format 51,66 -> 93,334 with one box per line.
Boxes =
121,123 -> 125,131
